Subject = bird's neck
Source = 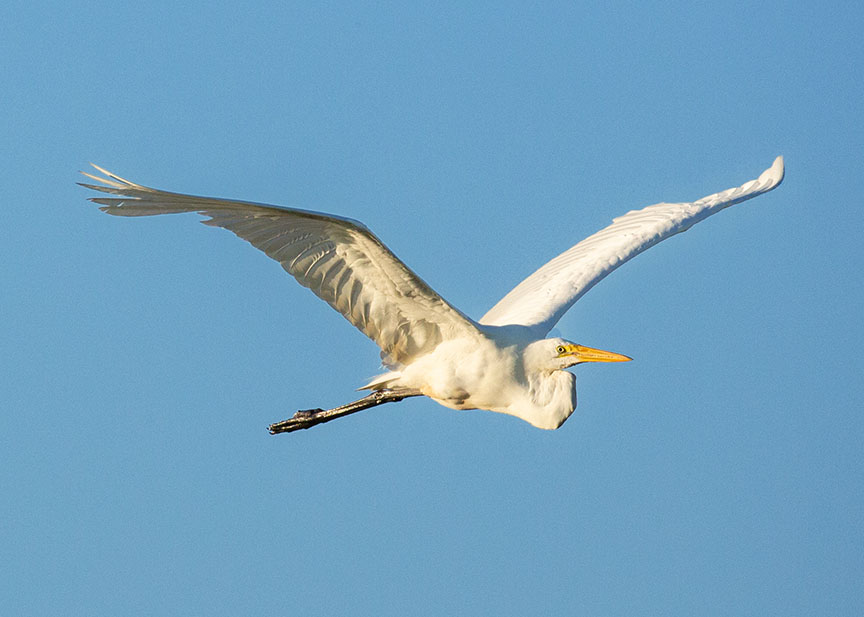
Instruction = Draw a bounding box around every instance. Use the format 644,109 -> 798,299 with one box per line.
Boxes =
524,370 -> 578,430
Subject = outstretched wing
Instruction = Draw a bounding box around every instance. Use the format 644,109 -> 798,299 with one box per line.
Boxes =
480,157 -> 785,334
81,165 -> 479,366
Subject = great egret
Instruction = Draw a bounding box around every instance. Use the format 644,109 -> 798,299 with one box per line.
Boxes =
80,157 -> 784,433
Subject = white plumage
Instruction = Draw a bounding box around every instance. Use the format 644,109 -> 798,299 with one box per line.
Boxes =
81,157 -> 784,430
480,157 -> 785,332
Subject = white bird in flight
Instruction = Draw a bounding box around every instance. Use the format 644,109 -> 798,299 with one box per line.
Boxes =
80,157 -> 784,433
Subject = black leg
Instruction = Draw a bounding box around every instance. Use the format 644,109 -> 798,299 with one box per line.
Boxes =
268,389 -> 423,434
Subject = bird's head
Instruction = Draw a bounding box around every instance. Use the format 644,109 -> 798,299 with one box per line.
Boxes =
527,338 -> 632,372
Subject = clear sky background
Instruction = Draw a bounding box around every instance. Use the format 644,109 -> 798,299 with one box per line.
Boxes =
2,1 -> 862,615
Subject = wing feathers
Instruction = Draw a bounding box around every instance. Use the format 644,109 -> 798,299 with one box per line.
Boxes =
479,157 -> 784,333
81,165 -> 479,365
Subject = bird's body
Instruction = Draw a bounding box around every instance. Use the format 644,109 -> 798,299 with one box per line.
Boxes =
364,329 -> 594,429
80,157 -> 784,431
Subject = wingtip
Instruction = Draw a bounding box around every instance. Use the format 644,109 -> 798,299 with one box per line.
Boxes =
759,155 -> 785,189
89,162 -> 111,176
79,163 -> 118,187
78,163 -> 139,189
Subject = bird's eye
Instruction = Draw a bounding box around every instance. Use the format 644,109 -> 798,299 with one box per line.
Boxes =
556,345 -> 566,354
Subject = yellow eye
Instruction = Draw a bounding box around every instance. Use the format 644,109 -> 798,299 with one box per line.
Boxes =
556,345 -> 566,354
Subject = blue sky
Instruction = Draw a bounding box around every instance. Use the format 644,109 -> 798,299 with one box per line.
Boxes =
2,1 -> 862,615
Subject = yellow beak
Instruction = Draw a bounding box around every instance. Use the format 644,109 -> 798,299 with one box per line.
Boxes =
566,344 -> 632,364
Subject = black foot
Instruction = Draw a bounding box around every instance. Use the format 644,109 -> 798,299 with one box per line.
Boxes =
294,408 -> 324,418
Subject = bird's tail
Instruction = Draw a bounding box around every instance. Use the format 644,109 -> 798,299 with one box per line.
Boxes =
358,371 -> 402,391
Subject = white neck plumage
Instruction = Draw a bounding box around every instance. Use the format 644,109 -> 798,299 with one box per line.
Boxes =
521,370 -> 578,430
